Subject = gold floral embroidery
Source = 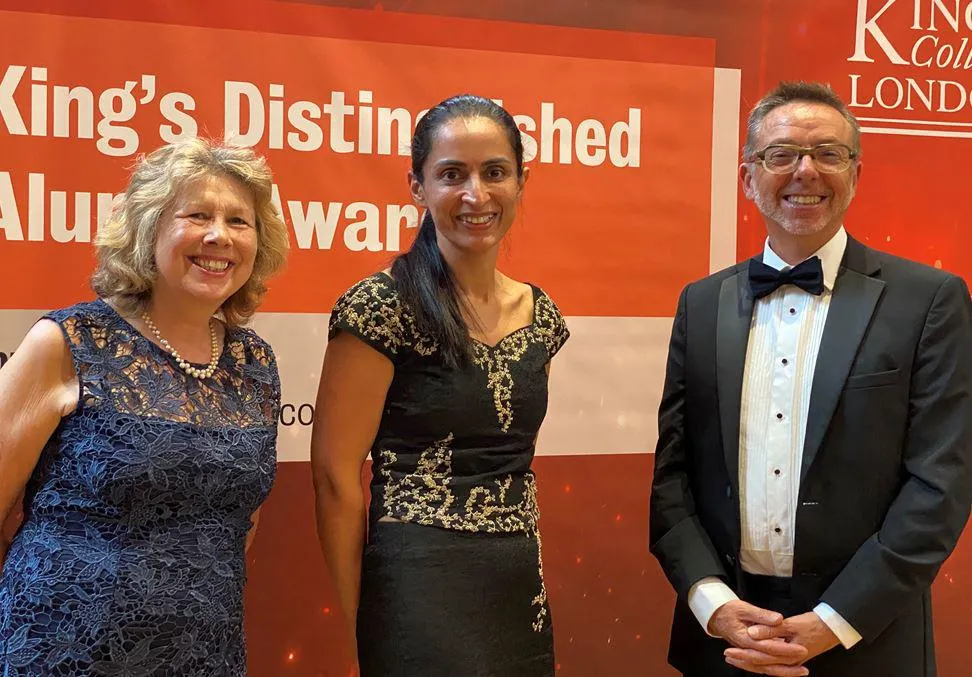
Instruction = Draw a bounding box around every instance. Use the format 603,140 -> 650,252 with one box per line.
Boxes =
532,527 -> 549,632
471,293 -> 568,433
378,435 -> 549,630
463,471 -> 541,533
472,332 -> 531,433
329,275 -> 438,358
379,435 -> 539,533
532,293 -> 569,359
379,435 -> 458,528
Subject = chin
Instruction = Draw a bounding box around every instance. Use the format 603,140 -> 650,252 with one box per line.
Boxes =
458,236 -> 501,253
185,285 -> 237,307
782,221 -> 836,237
781,225 -> 824,237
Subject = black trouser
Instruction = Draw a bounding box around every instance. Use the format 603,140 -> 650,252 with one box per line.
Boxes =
742,571 -> 805,617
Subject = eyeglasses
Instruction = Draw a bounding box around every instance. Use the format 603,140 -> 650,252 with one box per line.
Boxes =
749,143 -> 858,174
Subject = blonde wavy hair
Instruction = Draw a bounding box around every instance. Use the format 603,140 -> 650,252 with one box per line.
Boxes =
91,137 -> 289,325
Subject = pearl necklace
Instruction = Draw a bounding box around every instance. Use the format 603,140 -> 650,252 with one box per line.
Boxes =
140,312 -> 220,379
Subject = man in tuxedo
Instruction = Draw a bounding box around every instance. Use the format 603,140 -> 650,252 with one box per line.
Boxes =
649,81 -> 972,677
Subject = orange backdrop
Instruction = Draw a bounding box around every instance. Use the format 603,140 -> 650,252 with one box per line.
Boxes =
1,1 -> 970,675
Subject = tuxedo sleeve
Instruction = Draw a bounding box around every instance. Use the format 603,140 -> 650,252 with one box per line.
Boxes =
649,285 -> 729,598
819,274 -> 972,642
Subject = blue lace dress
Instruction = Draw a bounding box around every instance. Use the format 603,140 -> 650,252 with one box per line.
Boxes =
0,299 -> 280,676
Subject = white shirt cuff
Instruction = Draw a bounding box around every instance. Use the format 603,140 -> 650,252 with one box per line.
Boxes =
813,602 -> 863,649
688,577 -> 739,636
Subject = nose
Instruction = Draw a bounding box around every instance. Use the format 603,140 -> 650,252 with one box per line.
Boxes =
203,216 -> 230,245
462,175 -> 489,205
792,152 -> 820,180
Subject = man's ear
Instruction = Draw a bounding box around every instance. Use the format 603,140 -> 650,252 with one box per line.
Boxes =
739,162 -> 756,201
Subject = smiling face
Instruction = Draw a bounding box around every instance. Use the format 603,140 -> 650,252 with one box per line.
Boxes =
410,116 -> 527,256
152,173 -> 258,313
740,101 -> 862,246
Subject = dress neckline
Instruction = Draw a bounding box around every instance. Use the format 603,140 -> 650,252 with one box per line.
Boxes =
469,286 -> 540,351
96,298 -> 231,370
375,272 -> 541,350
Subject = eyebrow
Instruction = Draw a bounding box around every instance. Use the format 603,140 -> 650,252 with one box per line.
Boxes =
765,137 -> 844,146
177,199 -> 254,216
432,156 -> 513,169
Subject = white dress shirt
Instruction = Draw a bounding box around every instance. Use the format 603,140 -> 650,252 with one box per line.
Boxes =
687,227 -> 862,649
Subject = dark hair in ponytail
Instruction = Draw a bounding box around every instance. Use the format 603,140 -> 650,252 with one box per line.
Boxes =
391,94 -> 525,367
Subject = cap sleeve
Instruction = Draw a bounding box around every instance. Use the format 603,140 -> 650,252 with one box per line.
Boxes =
328,274 -> 405,361
234,327 -> 282,424
533,291 -> 569,360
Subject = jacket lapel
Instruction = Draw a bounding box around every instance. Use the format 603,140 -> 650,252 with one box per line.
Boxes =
800,238 -> 885,483
717,263 -> 756,500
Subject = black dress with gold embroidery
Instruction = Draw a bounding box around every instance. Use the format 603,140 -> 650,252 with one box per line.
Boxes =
328,272 -> 568,677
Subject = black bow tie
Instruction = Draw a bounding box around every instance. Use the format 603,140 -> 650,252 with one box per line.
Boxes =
748,256 -> 824,299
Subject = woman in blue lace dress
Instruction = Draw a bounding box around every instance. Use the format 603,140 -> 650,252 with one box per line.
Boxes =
0,138 -> 289,675
312,95 -> 569,676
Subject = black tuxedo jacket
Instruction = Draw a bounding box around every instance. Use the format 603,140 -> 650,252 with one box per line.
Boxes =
649,237 -> 972,677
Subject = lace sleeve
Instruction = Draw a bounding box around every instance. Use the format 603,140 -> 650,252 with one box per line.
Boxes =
233,327 -> 281,426
41,305 -> 103,411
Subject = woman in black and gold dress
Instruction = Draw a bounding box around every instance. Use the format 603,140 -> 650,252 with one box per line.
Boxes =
310,94 -> 568,676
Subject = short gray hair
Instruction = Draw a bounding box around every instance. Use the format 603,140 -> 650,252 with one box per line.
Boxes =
743,81 -> 861,158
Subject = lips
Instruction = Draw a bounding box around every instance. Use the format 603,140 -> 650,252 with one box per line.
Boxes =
784,195 -> 826,206
190,256 -> 233,273
457,213 -> 498,230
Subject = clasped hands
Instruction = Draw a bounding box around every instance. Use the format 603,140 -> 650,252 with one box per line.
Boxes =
708,601 -> 840,676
